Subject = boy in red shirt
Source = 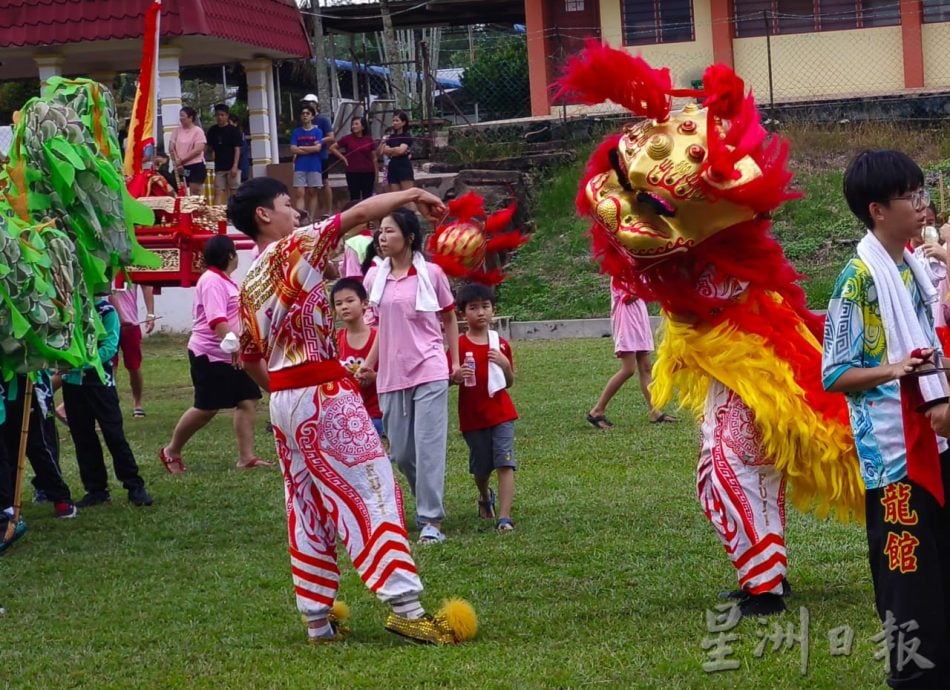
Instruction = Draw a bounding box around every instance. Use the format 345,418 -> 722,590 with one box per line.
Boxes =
455,284 -> 518,531
331,278 -> 384,441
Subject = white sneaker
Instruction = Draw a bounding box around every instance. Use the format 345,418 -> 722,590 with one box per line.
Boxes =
418,524 -> 446,545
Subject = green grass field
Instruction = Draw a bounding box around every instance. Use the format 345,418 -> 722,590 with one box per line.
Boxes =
7,335 -> 889,688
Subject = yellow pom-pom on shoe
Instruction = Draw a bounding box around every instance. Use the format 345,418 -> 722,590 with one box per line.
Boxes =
330,600 -> 350,624
383,598 -> 477,645
437,598 -> 478,642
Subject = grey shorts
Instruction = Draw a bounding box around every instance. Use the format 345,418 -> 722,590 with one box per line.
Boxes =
214,170 -> 240,192
293,170 -> 323,188
462,421 -> 516,476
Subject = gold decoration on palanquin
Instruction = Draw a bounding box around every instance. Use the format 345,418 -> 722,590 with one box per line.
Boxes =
586,106 -> 763,259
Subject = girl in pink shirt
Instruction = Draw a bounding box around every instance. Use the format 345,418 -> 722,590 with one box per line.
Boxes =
170,106 -> 207,196
159,236 -> 268,472
362,209 -> 460,544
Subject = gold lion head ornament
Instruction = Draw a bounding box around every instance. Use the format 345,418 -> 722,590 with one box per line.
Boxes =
556,42 -> 796,262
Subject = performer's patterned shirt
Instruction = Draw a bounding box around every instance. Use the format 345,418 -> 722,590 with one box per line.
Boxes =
822,257 -> 945,489
239,215 -> 341,373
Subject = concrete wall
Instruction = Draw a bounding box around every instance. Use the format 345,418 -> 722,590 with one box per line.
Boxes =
923,22 -> 950,88
733,26 -> 904,101
599,0 -> 715,90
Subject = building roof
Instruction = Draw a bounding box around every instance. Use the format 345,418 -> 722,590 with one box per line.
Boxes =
0,0 -> 311,80
317,0 -> 524,33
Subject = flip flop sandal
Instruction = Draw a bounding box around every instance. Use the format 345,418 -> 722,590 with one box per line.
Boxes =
496,518 -> 515,532
586,414 -> 613,429
133,408 -> 146,418
158,448 -> 187,474
650,413 -> 677,424
477,488 -> 496,519
236,458 -> 274,469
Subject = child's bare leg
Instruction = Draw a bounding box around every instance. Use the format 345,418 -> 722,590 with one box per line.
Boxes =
474,474 -> 493,518
589,352 -> 638,419
636,351 -> 658,417
638,351 -> 675,422
496,468 -> 514,520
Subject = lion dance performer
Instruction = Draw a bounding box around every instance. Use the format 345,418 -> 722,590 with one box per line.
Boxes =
557,43 -> 864,616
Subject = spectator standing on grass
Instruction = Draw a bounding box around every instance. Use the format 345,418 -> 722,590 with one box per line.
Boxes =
169,106 -> 207,196
332,278 -> 385,442
361,209 -> 460,545
822,149 -> 950,687
111,280 -> 156,418
455,283 -> 518,532
206,104 -> 242,205
301,94 -> 336,216
159,236 -> 269,474
61,292 -> 153,508
330,116 -> 378,202
290,105 -> 324,223
587,277 -> 675,429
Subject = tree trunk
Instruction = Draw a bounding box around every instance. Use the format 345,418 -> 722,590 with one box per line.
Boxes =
309,0 -> 332,111
379,0 -> 405,109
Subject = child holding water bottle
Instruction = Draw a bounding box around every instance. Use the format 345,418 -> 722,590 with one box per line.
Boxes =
456,283 -> 518,532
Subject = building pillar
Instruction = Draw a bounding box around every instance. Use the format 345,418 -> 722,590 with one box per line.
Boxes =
158,46 -> 184,153
709,0 -> 734,68
900,0 -> 924,88
526,0 -> 551,117
243,58 -> 275,178
35,54 -> 65,91
265,62 -> 280,165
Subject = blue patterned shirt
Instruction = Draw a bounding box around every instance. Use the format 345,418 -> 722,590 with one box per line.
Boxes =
822,257 -> 945,489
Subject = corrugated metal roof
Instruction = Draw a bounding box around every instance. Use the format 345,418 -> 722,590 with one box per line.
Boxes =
0,0 -> 311,57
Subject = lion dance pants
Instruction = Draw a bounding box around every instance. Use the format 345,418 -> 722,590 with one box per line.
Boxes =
697,381 -> 787,595
270,378 -> 423,620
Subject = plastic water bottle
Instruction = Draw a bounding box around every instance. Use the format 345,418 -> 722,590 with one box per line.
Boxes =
923,225 -> 940,244
463,352 -> 476,387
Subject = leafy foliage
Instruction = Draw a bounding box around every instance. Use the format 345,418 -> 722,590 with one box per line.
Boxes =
461,35 -> 530,119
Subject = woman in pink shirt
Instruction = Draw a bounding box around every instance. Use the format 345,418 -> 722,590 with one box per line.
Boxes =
170,106 -> 207,196
362,209 -> 460,544
159,236 -> 269,472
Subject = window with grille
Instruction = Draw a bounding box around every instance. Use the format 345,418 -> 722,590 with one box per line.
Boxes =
565,0 -> 585,11
923,0 -> 950,23
733,0 -> 900,37
621,0 -> 695,45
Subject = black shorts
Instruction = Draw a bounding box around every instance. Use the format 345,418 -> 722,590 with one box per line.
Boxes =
182,163 -> 207,185
188,350 -> 261,410
387,159 -> 414,184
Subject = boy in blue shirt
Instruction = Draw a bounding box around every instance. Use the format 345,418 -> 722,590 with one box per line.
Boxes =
290,105 -> 324,224
822,149 -> 950,688
62,294 -> 153,507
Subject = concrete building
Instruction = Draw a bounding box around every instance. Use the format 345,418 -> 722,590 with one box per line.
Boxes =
526,0 -> 950,115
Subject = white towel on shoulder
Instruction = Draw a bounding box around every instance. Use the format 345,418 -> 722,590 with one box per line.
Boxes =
857,230 -> 947,404
368,251 -> 440,312
487,329 -> 507,397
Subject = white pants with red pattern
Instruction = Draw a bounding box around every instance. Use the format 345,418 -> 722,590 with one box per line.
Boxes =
270,377 -> 423,620
697,380 -> 787,596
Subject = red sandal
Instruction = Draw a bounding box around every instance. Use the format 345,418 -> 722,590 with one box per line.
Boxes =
158,448 -> 187,474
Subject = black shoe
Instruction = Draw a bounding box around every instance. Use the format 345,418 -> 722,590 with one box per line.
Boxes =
719,577 -> 792,600
128,487 -> 153,507
76,491 -> 111,508
738,592 -> 786,617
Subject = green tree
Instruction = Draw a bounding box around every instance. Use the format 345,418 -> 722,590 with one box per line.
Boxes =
0,80 -> 40,123
461,35 -> 529,119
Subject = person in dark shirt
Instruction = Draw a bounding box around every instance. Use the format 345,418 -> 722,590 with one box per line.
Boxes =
206,103 -> 243,204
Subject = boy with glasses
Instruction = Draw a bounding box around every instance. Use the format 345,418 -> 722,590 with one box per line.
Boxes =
822,149 -> 950,688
